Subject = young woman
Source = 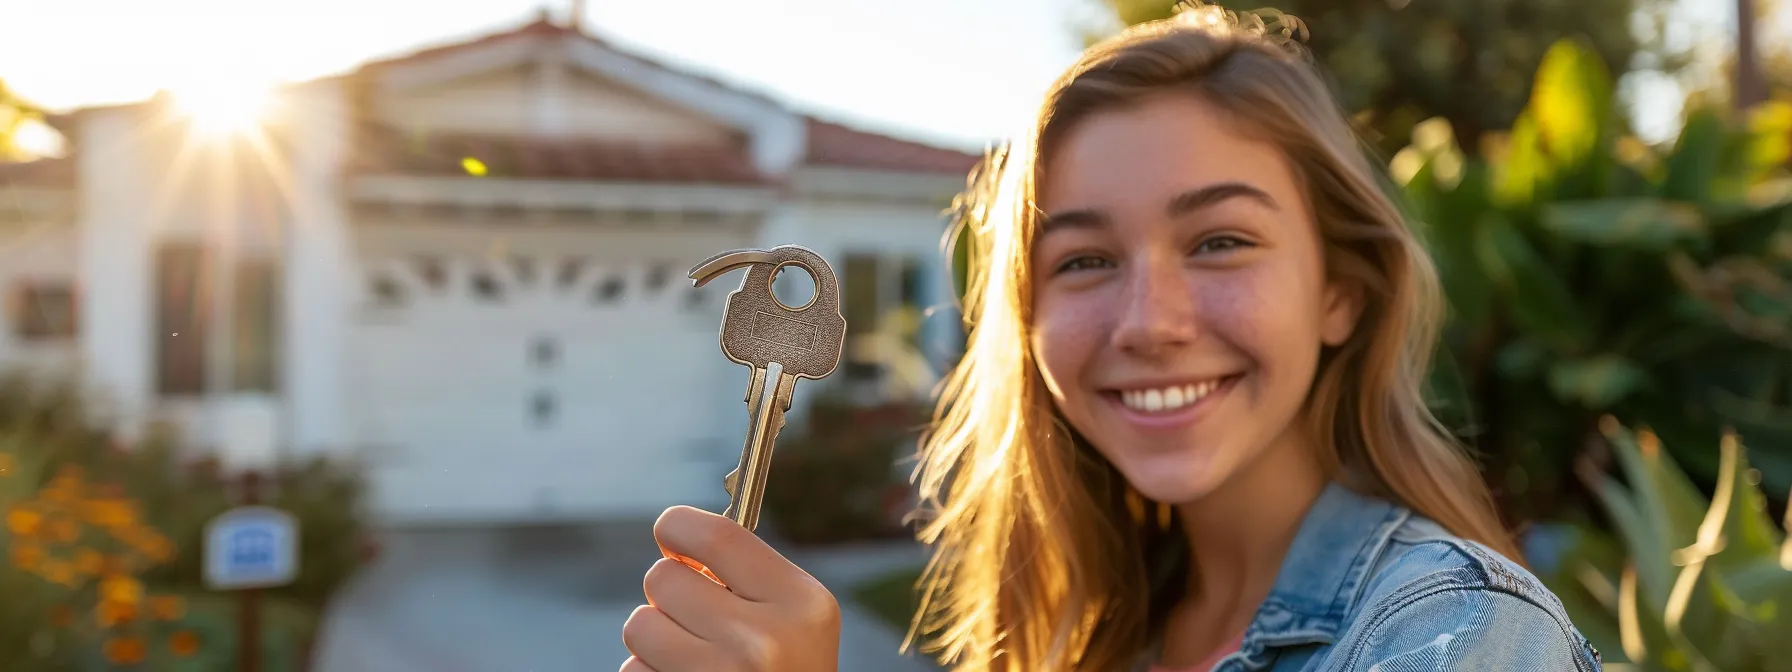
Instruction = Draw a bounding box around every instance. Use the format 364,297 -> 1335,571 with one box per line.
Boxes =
620,5 -> 1604,671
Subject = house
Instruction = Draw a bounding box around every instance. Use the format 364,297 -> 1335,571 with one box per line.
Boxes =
0,14 -> 980,525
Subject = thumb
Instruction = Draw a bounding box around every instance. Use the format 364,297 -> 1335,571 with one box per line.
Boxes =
653,505 -> 809,602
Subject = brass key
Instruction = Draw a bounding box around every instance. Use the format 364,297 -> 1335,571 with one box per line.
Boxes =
689,245 -> 847,532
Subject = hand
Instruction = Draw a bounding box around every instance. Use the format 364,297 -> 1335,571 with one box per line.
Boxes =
620,505 -> 841,672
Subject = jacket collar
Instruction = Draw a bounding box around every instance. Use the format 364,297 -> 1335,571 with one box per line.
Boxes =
1229,481 -> 1409,663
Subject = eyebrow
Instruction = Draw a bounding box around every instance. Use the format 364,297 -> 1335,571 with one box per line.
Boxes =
1038,181 -> 1280,235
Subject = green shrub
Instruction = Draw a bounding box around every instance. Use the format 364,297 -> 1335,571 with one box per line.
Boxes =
762,397 -> 929,545
0,371 -> 369,670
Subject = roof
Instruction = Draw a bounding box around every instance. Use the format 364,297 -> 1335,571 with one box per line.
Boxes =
803,118 -> 982,174
21,14 -> 983,189
0,157 -> 73,188
346,122 -> 769,185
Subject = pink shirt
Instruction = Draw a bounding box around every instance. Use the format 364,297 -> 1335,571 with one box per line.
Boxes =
1147,632 -> 1245,672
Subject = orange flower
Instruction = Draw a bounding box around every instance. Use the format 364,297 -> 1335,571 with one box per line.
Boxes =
10,542 -> 43,570
47,516 -> 81,543
41,560 -> 78,587
100,575 -> 143,605
74,549 -> 104,575
139,535 -> 175,563
48,605 -> 73,628
102,553 -> 133,575
84,499 -> 136,529
6,507 -> 41,536
168,630 -> 201,657
102,636 -> 147,665
96,599 -> 138,628
148,595 -> 184,621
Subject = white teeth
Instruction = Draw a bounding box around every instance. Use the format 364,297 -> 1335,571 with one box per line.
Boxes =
1119,379 -> 1226,413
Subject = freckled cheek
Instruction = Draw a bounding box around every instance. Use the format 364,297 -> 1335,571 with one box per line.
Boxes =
1194,277 -> 1266,350
1029,296 -> 1109,398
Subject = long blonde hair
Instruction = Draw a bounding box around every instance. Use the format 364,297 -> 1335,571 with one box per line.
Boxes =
909,5 -> 1518,671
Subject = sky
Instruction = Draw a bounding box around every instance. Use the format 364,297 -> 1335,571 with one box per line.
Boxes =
0,0 -> 1775,152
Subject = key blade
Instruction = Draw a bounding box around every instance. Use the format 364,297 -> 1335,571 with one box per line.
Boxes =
726,363 -> 795,532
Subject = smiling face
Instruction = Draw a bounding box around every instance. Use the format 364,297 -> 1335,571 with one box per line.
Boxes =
1029,92 -> 1361,504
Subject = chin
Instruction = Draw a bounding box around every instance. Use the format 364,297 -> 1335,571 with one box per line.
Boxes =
1112,445 -> 1235,505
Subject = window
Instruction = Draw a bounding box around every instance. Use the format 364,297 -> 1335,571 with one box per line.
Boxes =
531,336 -> 558,368
8,281 -> 77,341
470,269 -> 503,301
594,275 -> 625,304
530,391 -> 557,427
154,243 -> 282,396
840,253 -> 928,380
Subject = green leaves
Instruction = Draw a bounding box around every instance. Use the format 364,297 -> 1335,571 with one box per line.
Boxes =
1530,38 -> 1614,172
1553,425 -> 1792,669
1547,356 -> 1648,409
1405,35 -> 1792,523
1542,199 -> 1706,250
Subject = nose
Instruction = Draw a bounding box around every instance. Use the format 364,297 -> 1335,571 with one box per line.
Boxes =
1111,252 -> 1199,357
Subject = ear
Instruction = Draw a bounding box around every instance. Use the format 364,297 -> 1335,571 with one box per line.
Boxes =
1320,276 -> 1365,347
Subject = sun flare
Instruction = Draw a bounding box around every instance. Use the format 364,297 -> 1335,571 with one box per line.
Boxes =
169,75 -> 276,135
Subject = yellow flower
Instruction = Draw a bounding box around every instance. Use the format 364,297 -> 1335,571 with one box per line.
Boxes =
148,595 -> 185,621
102,636 -> 147,665
6,507 -> 42,536
100,575 -> 143,605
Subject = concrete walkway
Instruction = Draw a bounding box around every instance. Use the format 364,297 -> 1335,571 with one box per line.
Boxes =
310,523 -> 940,672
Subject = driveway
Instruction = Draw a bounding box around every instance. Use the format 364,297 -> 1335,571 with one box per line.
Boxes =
310,521 -> 940,672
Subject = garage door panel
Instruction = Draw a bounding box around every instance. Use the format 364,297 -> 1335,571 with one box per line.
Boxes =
351,253 -> 728,524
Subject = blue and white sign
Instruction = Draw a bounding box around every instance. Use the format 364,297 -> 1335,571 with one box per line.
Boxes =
204,506 -> 299,590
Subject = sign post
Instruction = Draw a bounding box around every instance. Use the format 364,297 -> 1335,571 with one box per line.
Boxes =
204,471 -> 298,672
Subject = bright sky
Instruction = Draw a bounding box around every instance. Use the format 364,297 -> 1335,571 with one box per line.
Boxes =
0,0 -> 1772,152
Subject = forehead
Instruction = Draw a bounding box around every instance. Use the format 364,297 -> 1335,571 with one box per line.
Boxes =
1038,93 -> 1300,213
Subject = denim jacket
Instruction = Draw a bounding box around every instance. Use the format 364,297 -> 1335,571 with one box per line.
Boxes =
1138,482 -> 1603,671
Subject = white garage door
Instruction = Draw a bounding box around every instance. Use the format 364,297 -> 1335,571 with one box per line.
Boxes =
349,255 -> 742,524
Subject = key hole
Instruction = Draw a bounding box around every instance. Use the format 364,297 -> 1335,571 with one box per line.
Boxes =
769,262 -> 817,311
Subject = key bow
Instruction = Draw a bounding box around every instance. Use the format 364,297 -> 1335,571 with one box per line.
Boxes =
689,245 -> 847,381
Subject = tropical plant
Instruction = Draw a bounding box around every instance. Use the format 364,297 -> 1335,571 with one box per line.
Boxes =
1541,420 -> 1792,671
1396,37 -> 1792,522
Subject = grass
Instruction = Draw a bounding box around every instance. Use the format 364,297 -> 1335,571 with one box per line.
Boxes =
850,564 -> 925,633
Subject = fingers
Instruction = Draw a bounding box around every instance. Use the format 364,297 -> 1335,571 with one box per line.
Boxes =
618,657 -> 658,672
643,557 -> 736,640
620,605 -> 717,670
653,505 -> 815,603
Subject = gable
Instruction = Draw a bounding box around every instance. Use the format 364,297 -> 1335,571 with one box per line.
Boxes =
356,19 -> 802,175
371,61 -> 740,147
